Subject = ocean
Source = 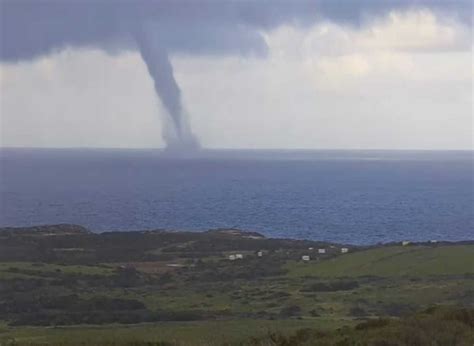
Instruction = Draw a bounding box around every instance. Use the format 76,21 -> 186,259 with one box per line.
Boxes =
0,148 -> 472,244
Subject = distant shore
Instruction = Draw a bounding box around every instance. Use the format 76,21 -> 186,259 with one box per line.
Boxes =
1,223 -> 473,345
1,223 -> 473,247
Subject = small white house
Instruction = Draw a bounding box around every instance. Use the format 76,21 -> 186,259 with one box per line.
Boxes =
318,248 -> 326,254
308,247 -> 314,250
257,251 -> 263,257
430,240 -> 438,244
302,255 -> 310,261
402,241 -> 410,246
235,254 -> 244,259
229,255 -> 236,261
341,247 -> 349,254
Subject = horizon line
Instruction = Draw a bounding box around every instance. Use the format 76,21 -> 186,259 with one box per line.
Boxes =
0,146 -> 473,153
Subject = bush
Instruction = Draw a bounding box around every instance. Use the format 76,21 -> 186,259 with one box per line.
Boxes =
355,318 -> 390,330
349,306 -> 367,317
302,280 -> 359,292
279,305 -> 302,317
381,303 -> 414,317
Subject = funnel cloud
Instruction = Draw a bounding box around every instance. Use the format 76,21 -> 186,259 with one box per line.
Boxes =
133,25 -> 199,150
0,0 -> 470,151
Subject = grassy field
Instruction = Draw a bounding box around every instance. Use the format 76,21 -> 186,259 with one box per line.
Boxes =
0,319 -> 349,345
0,226 -> 472,345
0,262 -> 114,278
285,245 -> 474,277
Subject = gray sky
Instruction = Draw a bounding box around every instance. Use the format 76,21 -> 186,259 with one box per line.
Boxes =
1,0 -> 472,150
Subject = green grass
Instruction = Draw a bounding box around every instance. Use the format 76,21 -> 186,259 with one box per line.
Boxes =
1,244 -> 473,345
0,319 -> 348,345
285,245 -> 474,278
0,262 -> 115,278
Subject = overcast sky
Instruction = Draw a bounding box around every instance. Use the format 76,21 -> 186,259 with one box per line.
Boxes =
0,0 -> 472,150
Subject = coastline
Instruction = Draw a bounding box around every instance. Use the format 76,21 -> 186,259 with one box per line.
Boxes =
1,223 -> 473,247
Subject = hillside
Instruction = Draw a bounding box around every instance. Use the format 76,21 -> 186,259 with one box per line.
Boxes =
0,225 -> 472,345
286,245 -> 474,277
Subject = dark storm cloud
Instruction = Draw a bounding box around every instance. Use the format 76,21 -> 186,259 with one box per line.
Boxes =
1,0 -> 470,62
1,0 -> 469,150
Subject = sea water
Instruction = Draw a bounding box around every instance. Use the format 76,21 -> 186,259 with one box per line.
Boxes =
0,148 -> 472,244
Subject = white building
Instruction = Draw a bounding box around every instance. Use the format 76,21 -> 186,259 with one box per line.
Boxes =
257,251 -> 263,257
235,254 -> 244,259
318,248 -> 326,254
341,247 -> 349,253
302,255 -> 310,261
229,255 -> 236,261
402,241 -> 410,246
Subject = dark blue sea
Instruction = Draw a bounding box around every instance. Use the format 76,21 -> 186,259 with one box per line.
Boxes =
0,148 -> 472,244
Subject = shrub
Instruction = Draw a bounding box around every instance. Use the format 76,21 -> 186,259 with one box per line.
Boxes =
355,318 -> 390,330
349,306 -> 367,317
279,305 -> 302,317
302,280 -> 359,292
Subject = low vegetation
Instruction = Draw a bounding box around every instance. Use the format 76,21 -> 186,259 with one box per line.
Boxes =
0,224 -> 472,345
